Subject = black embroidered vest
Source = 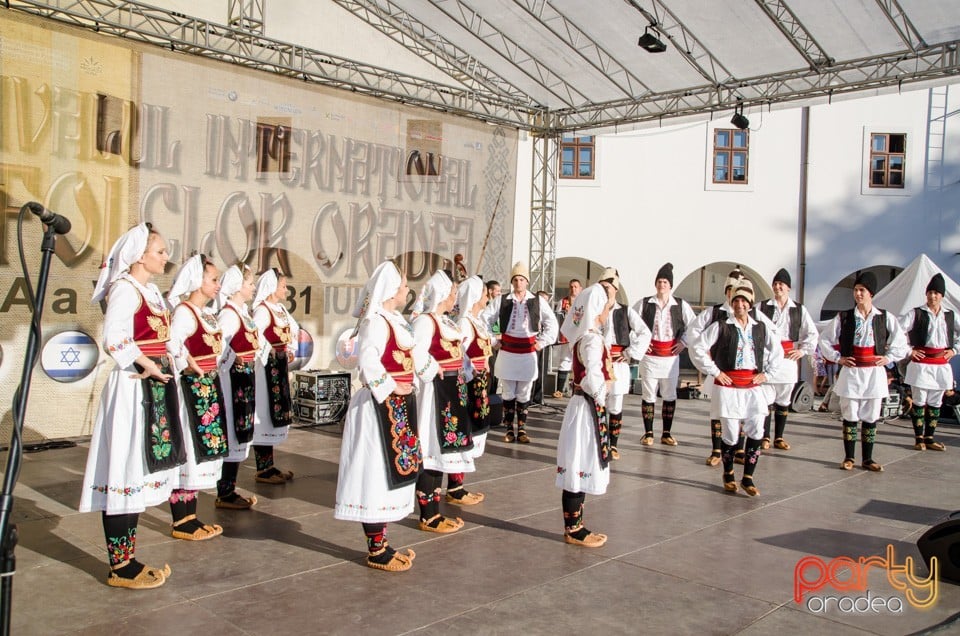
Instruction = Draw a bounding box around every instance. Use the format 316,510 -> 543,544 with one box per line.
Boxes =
838,309 -> 887,357
908,307 -> 955,348
640,297 -> 686,340
710,321 -> 767,373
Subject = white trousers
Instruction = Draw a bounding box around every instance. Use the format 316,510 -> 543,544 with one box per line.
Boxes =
721,416 -> 764,445
641,375 -> 677,402
840,397 -> 882,423
765,382 -> 792,407
606,393 -> 623,414
502,380 -> 533,402
912,387 -> 945,408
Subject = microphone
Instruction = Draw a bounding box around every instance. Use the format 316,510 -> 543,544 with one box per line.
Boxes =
25,202 -> 72,235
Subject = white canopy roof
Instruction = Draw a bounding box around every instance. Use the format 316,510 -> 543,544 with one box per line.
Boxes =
873,253 -> 960,316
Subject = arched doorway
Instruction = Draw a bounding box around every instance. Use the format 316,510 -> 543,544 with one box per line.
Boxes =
674,261 -> 774,312
553,256 -> 630,305
819,264 -> 903,320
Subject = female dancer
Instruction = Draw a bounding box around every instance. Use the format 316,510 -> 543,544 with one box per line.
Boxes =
251,269 -> 299,484
446,275 -> 491,505
80,223 -> 180,589
334,260 -> 422,571
412,269 -> 472,533
214,263 -> 259,509
556,283 -> 616,548
166,254 -> 226,540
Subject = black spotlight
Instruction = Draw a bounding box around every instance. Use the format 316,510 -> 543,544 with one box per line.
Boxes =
638,26 -> 667,53
730,102 -> 749,130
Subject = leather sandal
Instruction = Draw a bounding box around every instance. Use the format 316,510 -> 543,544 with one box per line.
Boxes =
564,531 -> 607,548
840,458 -> 855,470
215,493 -> 258,510
446,490 -> 485,505
722,471 -> 738,493
610,447 -> 620,461
740,480 -> 760,497
640,434 -> 654,446
255,469 -> 287,484
733,451 -> 745,465
914,442 -> 926,451
926,440 -> 946,451
861,460 -> 884,472
106,562 -> 171,590
761,437 -> 771,450
503,430 -> 516,443
773,438 -> 791,451
418,514 -> 464,534
516,430 -> 531,444
171,514 -> 223,541
660,435 -> 678,446
706,452 -> 722,467
366,548 -> 416,572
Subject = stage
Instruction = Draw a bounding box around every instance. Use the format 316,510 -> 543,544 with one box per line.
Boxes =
8,395 -> 960,635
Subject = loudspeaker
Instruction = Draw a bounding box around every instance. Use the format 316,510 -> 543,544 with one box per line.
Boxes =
790,381 -> 813,412
917,513 -> 960,584
488,394 -> 504,428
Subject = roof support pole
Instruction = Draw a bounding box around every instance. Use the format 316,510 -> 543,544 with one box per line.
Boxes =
529,130 -> 559,298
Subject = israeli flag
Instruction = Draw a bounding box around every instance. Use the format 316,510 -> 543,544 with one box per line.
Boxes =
42,330 -> 99,383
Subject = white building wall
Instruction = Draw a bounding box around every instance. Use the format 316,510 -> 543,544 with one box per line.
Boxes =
513,83 -> 960,317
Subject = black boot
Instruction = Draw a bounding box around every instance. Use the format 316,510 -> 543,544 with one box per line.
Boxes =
924,406 -> 945,451
641,401 -> 655,446
860,421 -> 882,471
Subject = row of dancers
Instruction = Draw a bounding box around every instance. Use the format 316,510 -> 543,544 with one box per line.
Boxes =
77,221 -> 956,582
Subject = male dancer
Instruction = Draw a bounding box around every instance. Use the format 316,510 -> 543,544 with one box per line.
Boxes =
900,273 -> 960,451
819,272 -> 909,471
554,278 -> 582,398
484,261 -> 558,443
634,262 -> 696,447
754,268 -> 818,450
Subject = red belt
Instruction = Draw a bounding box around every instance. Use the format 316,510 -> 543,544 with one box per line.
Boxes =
389,372 -> 413,385
610,344 -> 625,355
471,358 -> 487,371
851,345 -> 881,367
235,350 -> 257,363
194,356 -> 219,373
139,342 -> 167,357
781,340 -> 795,353
716,369 -> 758,388
501,334 -> 537,354
439,360 -> 461,373
917,347 -> 950,365
649,339 -> 676,357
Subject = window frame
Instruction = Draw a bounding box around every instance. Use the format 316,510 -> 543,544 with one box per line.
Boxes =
712,128 -> 750,185
559,134 -> 595,180
868,132 -> 906,189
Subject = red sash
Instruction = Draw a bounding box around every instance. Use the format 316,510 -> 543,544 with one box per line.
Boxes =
917,347 -> 950,365
715,368 -> 758,388
649,339 -> 676,357
852,345 -> 881,367
781,340 -> 795,353
501,333 -> 537,354
610,344 -> 624,356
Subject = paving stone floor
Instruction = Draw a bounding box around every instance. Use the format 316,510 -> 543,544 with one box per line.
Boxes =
7,395 -> 960,635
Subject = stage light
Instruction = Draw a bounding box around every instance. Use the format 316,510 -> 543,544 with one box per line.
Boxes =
731,102 -> 749,130
638,27 -> 667,53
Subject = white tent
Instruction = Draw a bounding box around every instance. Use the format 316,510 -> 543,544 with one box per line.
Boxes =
872,254 -> 960,317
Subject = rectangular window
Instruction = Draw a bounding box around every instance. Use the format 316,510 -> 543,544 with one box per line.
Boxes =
560,134 -> 595,179
712,128 -> 748,184
869,133 -> 905,188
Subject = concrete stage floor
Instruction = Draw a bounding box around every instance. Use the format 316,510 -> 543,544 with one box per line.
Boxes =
8,394 -> 960,635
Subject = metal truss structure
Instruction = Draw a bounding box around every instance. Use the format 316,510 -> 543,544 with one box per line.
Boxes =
4,0 -> 960,295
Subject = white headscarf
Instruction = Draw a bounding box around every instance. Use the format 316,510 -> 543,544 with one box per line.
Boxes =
416,269 -> 454,315
253,269 -> 279,307
218,264 -> 246,310
454,275 -> 484,319
91,223 -> 150,303
560,283 -> 608,344
352,260 -> 402,321
167,254 -> 205,308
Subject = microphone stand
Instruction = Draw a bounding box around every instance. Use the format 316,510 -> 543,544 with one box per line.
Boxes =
0,222 -> 60,635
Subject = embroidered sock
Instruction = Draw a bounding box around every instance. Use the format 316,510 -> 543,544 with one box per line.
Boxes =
774,406 -> 789,440
609,412 -> 622,447
217,461 -> 240,498
662,400 -> 676,434
924,405 -> 940,442
362,523 -> 397,563
416,470 -> 443,522
502,399 -> 516,430
720,440 -> 735,473
743,437 -> 762,478
912,404 -> 926,443
516,401 -> 530,432
170,489 -> 204,533
710,420 -> 723,454
102,512 -> 144,578
446,472 -> 469,499
842,420 -> 858,460
254,445 -> 274,471
641,401 -> 655,434
861,421 -> 878,463
736,429 -> 746,454
561,490 -> 588,539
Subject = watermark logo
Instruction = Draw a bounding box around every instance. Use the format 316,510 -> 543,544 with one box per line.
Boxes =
794,544 -> 938,614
